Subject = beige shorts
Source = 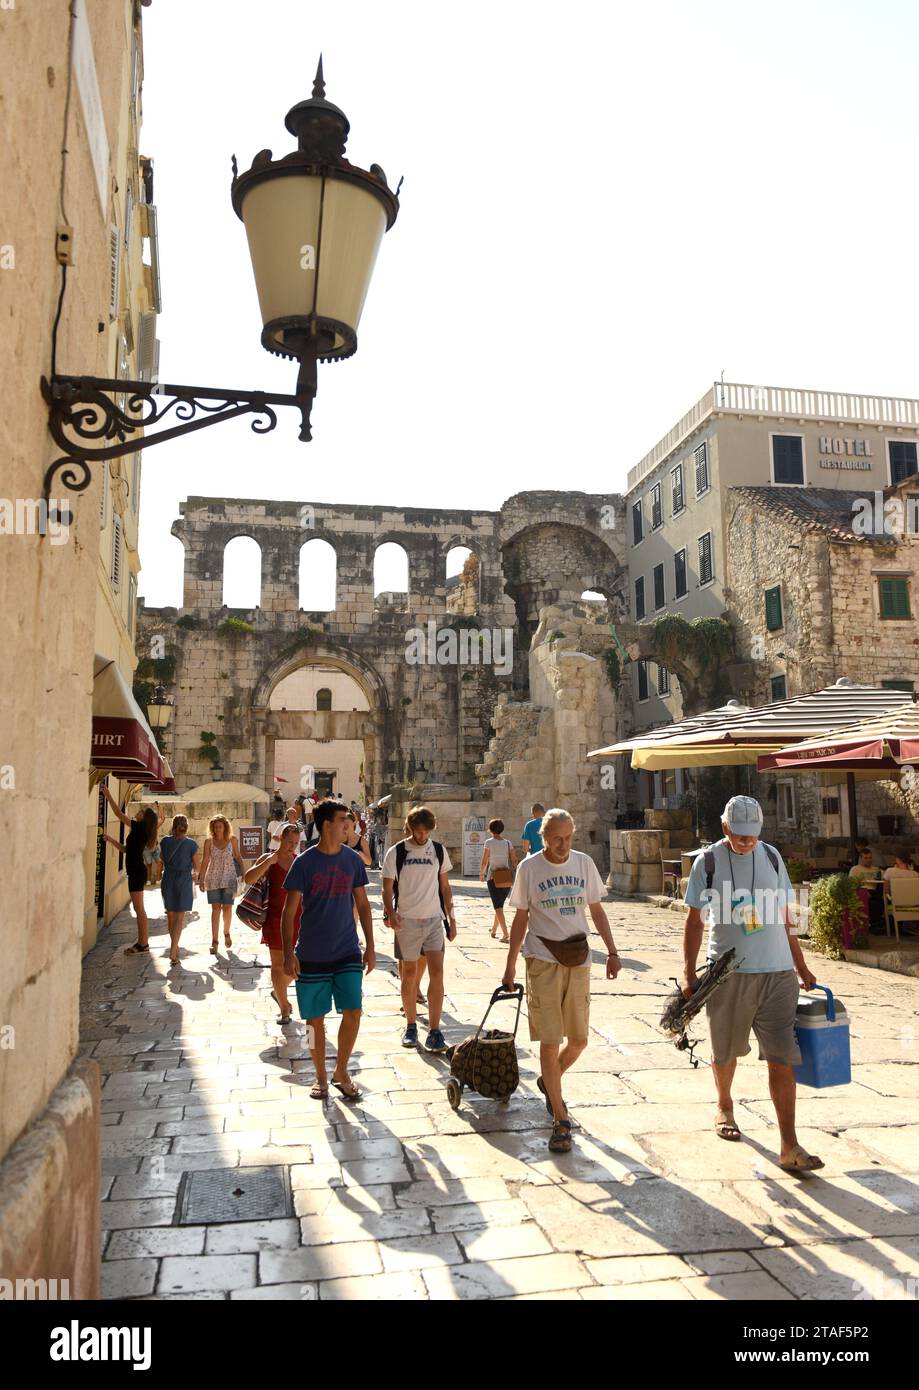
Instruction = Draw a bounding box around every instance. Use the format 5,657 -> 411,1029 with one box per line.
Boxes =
524,957 -> 591,1044
706,969 -> 801,1066
396,916 -> 444,962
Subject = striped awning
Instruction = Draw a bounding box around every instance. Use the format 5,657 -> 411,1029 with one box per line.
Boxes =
589,681 -> 916,770
759,701 -> 919,773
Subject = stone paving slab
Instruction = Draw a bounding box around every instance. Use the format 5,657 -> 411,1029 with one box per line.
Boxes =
84,881 -> 919,1301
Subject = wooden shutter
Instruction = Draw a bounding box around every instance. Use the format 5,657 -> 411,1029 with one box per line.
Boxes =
694,444 -> 708,495
99,460 -> 108,530
111,512 -> 123,592
765,586 -> 783,630
674,549 -> 686,596
654,564 -> 665,609
635,576 -> 645,620
879,577 -> 910,618
699,532 -> 713,583
637,659 -> 649,700
108,225 -> 122,321
671,464 -> 683,513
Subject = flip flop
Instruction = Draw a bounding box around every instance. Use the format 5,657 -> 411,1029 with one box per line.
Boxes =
779,1146 -> 825,1172
309,1082 -> 328,1100
715,1115 -> 742,1141
331,1079 -> 362,1102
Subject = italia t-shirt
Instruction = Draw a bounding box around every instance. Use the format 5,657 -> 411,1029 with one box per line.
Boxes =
508,849 -> 606,964
382,838 -> 453,920
283,845 -> 369,965
683,838 -> 795,974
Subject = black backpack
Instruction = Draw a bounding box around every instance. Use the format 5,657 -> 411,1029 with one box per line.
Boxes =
393,839 -> 449,929
704,840 -> 778,889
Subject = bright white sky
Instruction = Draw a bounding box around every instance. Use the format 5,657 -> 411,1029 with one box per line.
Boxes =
138,0 -> 919,607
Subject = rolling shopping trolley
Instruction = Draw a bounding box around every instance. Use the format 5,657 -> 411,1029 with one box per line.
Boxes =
445,983 -> 524,1111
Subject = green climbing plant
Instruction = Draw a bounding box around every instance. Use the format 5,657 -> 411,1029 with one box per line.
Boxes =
218,617 -> 256,636
603,647 -> 621,691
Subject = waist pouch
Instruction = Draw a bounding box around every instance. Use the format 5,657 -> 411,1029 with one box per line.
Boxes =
534,933 -> 590,967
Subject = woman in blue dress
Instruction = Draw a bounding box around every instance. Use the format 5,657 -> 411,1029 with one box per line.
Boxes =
160,815 -> 200,966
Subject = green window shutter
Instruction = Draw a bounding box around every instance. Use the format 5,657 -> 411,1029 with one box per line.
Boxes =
765,586 -> 783,631
770,675 -> 787,701
881,679 -> 914,692
879,577 -> 911,619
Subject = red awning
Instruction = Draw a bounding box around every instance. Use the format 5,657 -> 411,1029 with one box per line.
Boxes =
92,656 -> 165,784
760,738 -> 890,770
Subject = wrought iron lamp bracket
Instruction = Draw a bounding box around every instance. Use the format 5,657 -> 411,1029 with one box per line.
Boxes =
41,368 -> 317,503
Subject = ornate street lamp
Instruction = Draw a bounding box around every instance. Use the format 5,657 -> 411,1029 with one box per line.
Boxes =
145,683 -> 173,738
42,59 -> 400,506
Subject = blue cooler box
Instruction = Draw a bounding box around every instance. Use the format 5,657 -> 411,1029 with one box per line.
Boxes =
793,986 -> 850,1088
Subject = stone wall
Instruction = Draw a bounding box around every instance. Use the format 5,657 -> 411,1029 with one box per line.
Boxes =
723,492 -> 919,853
0,0 -> 140,1298
139,491 -> 626,807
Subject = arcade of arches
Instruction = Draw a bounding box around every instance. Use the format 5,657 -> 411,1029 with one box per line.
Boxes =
137,490 -> 634,867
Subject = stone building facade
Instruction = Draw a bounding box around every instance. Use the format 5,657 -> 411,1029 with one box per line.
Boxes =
0,0 -> 152,1301
724,483 -> 919,855
137,491 -> 626,853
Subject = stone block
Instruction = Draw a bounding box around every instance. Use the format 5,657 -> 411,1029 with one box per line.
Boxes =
621,831 -> 662,863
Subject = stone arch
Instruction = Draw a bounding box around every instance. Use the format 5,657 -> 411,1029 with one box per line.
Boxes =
501,521 -> 622,635
222,534 -> 262,608
373,541 -> 410,605
299,537 -> 337,612
253,641 -> 390,801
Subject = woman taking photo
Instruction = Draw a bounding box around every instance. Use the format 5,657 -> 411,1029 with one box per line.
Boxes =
101,789 -> 159,955
244,823 -> 301,1024
200,815 -> 242,953
345,809 -> 373,867
159,815 -> 200,966
479,818 -> 517,942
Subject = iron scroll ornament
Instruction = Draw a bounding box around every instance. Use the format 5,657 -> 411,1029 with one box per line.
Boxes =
40,369 -> 318,503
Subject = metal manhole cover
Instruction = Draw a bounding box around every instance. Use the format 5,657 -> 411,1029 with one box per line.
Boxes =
178,1166 -> 292,1224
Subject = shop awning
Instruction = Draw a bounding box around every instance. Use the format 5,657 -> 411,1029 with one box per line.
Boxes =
589,681 -> 916,771
758,700 -> 919,774
92,656 -> 165,783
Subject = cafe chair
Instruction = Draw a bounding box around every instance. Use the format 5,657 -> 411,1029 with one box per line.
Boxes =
885,878 -> 919,943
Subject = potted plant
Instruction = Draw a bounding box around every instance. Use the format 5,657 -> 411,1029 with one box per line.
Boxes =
808,873 -> 868,959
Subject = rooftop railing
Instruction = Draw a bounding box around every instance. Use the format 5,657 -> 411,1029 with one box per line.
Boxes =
626,381 -> 919,492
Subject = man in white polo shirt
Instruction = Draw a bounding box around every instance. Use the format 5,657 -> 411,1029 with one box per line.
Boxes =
682,795 -> 821,1172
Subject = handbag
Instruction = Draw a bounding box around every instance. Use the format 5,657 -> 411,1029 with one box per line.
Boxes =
490,840 -> 514,889
534,933 -> 590,967
235,860 -> 271,931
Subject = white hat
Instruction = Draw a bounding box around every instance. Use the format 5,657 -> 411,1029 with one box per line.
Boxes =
722,795 -> 763,836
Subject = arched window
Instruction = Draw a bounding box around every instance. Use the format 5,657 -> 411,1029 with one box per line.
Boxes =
581,590 -> 605,602
373,542 -> 409,604
222,535 -> 261,608
446,545 -> 478,615
316,687 -> 332,711
299,538 -> 337,612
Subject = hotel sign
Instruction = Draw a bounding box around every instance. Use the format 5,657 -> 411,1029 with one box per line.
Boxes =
818,435 -> 872,471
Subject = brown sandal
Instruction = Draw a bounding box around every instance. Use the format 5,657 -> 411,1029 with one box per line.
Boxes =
548,1119 -> 572,1153
124,942 -> 149,955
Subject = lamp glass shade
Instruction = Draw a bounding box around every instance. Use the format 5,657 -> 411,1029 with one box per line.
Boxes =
146,701 -> 172,731
240,173 -> 387,359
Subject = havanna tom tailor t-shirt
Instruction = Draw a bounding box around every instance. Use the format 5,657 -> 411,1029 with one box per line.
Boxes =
508,850 -> 606,964
283,845 -> 369,965
381,838 -> 453,919
683,838 -> 795,974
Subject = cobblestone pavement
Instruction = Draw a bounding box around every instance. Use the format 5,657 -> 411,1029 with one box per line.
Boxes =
83,875 -> 919,1301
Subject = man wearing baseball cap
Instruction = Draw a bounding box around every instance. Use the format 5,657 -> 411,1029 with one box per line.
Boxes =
681,795 -> 822,1172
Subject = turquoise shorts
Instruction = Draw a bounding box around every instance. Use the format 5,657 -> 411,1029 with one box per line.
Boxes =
295,959 -> 363,1019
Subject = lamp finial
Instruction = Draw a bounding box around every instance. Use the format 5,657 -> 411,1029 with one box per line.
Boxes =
312,54 -> 325,99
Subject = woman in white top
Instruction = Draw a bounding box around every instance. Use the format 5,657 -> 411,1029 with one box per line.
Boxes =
479,817 -> 518,942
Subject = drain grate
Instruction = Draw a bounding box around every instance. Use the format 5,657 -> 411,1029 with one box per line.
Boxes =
178,1165 -> 292,1224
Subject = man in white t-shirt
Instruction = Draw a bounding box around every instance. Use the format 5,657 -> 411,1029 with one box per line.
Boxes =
502,808 -> 621,1154
382,805 -> 456,1054
268,804 -> 306,852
